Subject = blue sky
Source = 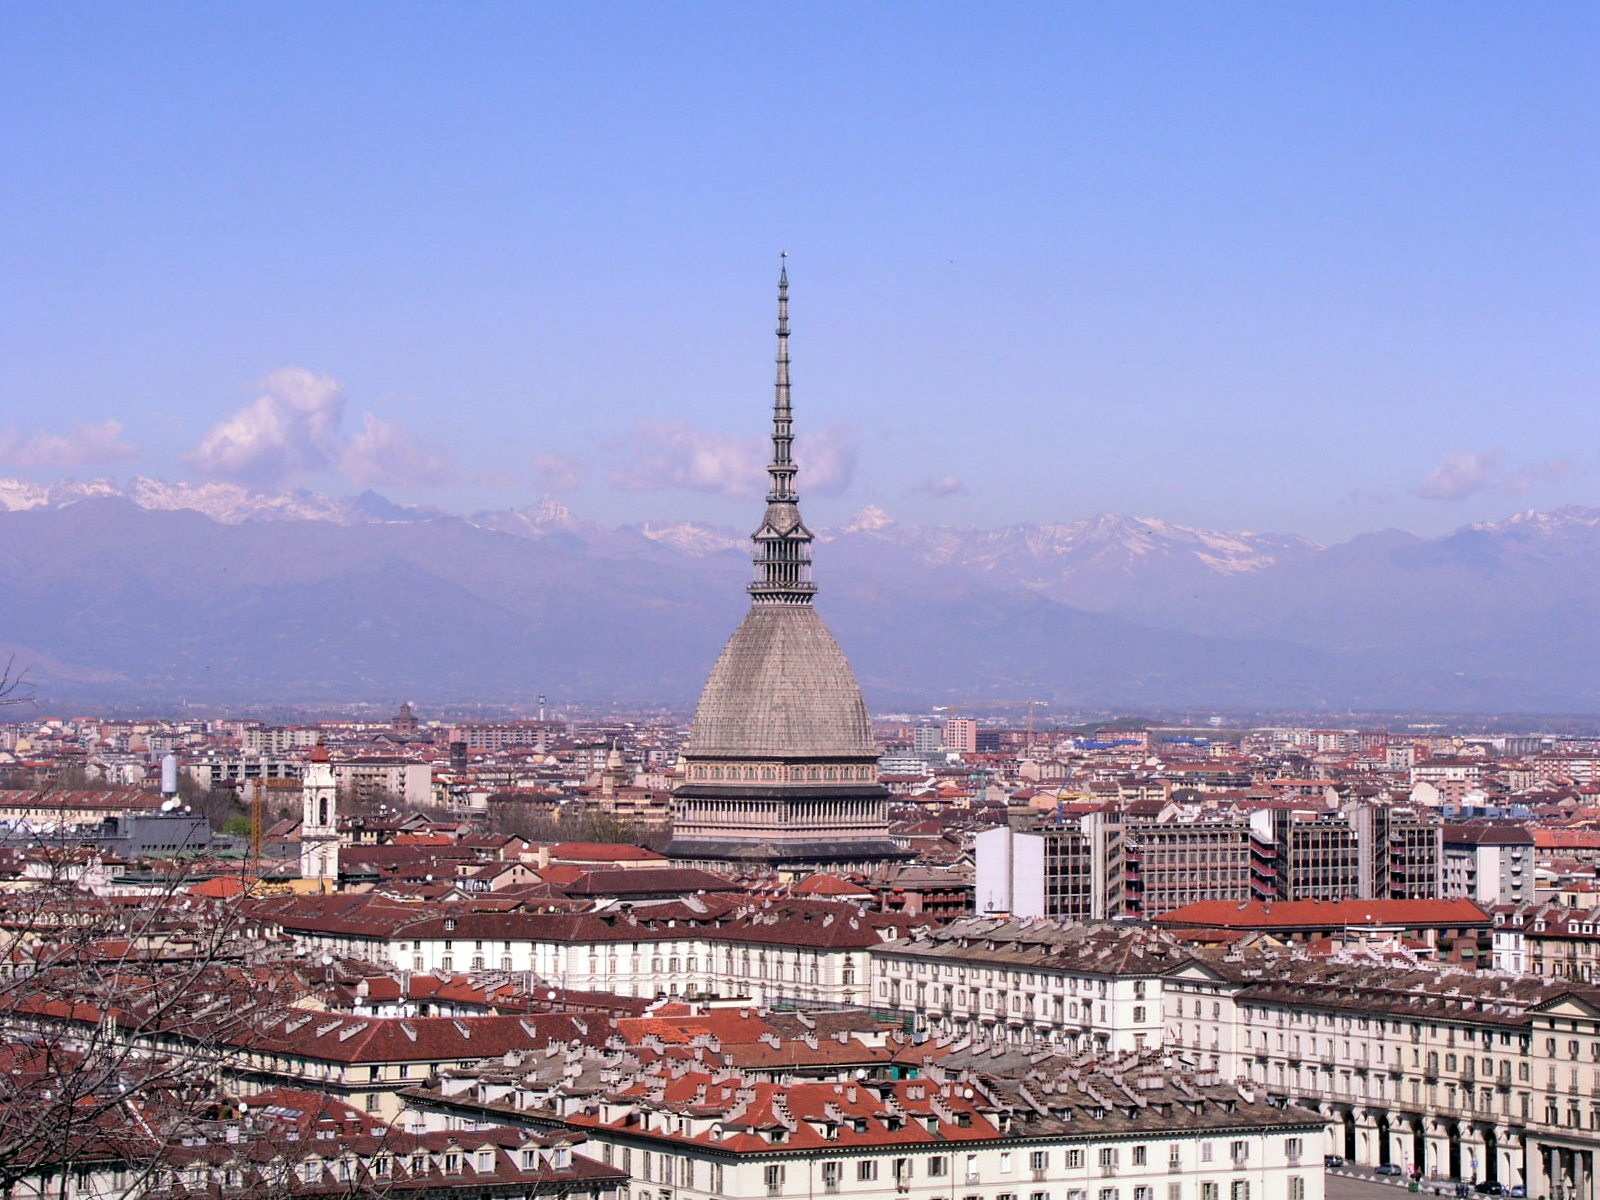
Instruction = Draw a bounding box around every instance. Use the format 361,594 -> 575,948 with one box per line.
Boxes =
0,2 -> 1593,542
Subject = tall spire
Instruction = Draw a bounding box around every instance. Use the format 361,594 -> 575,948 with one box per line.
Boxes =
749,254 -> 817,605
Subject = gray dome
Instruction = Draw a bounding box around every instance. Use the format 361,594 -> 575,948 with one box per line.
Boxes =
685,604 -> 878,759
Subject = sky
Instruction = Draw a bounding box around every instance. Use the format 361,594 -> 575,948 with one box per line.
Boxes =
0,2 -> 1594,544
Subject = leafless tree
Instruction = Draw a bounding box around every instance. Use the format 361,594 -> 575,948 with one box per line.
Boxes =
0,823 -> 296,1199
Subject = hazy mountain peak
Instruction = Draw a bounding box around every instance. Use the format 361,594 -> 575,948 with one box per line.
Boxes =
843,505 -> 895,533
1473,505 -> 1600,534
638,521 -> 745,556
527,495 -> 577,525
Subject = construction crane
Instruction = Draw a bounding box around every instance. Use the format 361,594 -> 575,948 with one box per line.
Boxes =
249,777 -> 265,882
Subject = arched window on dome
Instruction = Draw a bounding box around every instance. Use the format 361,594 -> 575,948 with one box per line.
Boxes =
763,768 -> 774,781
711,767 -> 724,780
825,768 -> 836,781
809,768 -> 820,780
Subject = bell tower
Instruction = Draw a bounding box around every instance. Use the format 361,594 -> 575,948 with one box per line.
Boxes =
300,742 -> 339,888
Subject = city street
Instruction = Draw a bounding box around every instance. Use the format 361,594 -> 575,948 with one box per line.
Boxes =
1325,1169 -> 1516,1200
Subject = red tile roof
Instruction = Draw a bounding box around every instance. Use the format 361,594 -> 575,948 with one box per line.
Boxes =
1153,897 -> 1491,930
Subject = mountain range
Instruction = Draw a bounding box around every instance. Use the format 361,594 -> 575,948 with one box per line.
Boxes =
2,477 -> 1597,715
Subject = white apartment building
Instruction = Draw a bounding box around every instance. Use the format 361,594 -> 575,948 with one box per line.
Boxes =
1161,947 -> 1589,1192
418,1042 -> 1327,1200
870,917 -> 1178,1053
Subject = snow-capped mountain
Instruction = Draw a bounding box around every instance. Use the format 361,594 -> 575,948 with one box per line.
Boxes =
0,476 -> 437,525
3,475 -> 1599,712
637,522 -> 747,557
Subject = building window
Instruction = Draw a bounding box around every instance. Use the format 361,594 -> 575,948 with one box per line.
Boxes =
859,1162 -> 879,1182
1066,1150 -> 1084,1169
1230,1184 -> 1249,1200
1131,1147 -> 1146,1167
764,1166 -> 785,1196
1288,1179 -> 1305,1200
1029,1152 -> 1048,1172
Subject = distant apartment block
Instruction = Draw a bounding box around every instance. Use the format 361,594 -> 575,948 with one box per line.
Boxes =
978,800 -> 1442,920
1443,824 -> 1536,906
942,718 -> 977,755
448,721 -> 567,751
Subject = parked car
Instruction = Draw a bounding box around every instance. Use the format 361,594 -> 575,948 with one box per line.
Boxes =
1475,1183 -> 1507,1196
1324,1155 -> 1346,1168
1375,1163 -> 1403,1176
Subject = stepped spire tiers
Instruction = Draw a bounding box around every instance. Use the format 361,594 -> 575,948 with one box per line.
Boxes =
748,254 -> 816,605
668,261 -> 906,878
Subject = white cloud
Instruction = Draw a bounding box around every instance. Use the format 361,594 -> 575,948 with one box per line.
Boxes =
916,473 -> 965,498
796,424 -> 858,496
531,452 -> 587,493
1502,458 -> 1572,495
1416,449 -> 1574,501
1416,449 -> 1504,501
186,367 -> 345,485
340,413 -> 454,488
611,419 -> 857,499
0,420 -> 137,468
185,367 -> 451,490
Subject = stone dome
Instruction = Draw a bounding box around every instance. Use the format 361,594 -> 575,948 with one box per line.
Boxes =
685,604 -> 878,760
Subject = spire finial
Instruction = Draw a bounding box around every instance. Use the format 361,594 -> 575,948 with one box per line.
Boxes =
748,256 -> 816,605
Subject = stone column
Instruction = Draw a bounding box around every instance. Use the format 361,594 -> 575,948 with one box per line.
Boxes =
1354,1109 -> 1380,1166
1458,1124 -> 1485,1184
1525,1139 -> 1546,1200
